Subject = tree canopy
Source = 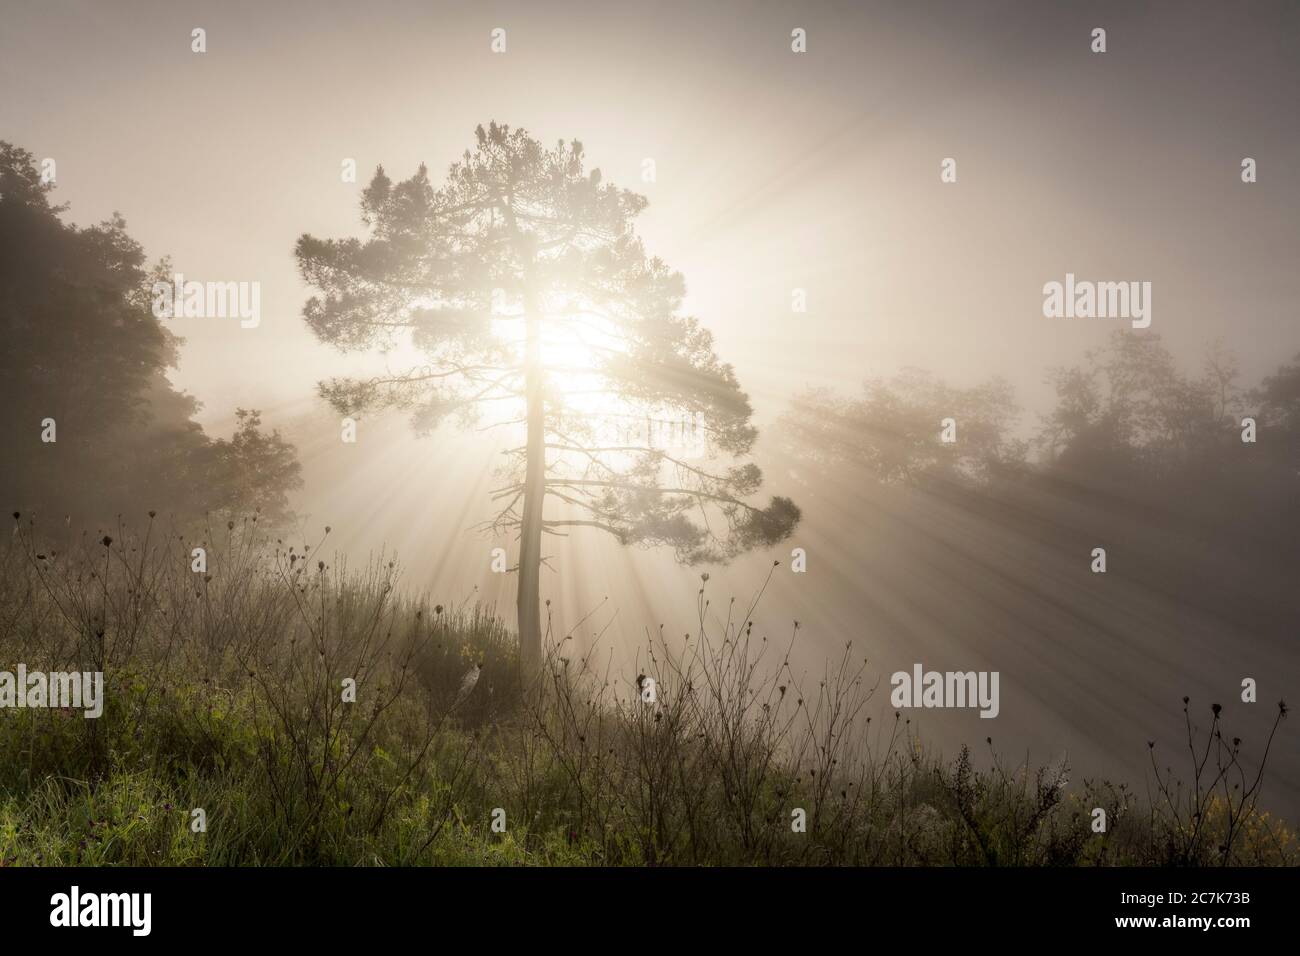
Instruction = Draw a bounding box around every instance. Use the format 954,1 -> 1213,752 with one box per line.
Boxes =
0,142 -> 301,529
296,122 -> 799,674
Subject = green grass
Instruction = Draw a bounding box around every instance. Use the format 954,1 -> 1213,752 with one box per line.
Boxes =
0,518 -> 1293,866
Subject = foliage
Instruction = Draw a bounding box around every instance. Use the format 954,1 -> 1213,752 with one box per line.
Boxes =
296,122 -> 799,671
0,520 -> 1290,867
0,141 -> 302,528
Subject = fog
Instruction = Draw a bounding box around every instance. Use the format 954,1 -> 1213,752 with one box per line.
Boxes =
3,0 -> 1298,817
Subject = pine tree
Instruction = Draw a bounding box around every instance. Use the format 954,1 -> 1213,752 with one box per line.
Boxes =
295,122 -> 798,679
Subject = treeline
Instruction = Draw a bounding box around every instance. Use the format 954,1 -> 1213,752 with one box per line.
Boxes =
769,332 -> 1300,711
775,332 -> 1300,562
0,143 -> 300,528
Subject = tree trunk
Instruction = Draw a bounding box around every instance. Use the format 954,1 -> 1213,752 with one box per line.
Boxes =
516,307 -> 545,684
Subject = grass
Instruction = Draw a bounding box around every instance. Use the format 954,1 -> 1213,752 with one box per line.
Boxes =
0,513 -> 1293,866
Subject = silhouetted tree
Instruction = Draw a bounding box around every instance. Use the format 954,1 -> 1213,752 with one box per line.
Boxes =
1256,352 -> 1300,469
773,337 -> 1300,679
1037,332 -> 1238,482
199,409 -> 303,522
0,142 -> 301,527
778,369 -> 1024,490
295,122 -> 798,678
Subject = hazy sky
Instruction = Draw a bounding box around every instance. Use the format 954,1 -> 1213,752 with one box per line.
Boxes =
4,0 -> 1299,811
5,0 -> 1298,430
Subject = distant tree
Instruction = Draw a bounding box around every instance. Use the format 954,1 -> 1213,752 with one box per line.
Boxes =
777,369 -> 1024,490
1256,353 -> 1300,455
0,142 -> 300,527
1037,332 -> 1237,480
295,122 -> 798,678
198,409 -> 303,524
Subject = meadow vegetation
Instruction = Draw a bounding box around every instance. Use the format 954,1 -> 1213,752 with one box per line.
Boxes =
0,516 -> 1292,866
